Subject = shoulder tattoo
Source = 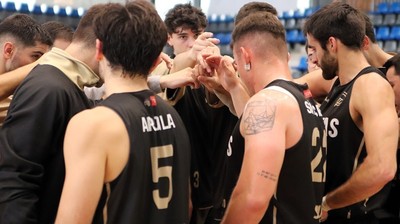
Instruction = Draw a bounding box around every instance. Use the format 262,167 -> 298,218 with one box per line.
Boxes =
243,99 -> 276,135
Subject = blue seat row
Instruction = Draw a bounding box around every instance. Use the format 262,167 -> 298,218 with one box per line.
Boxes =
376,26 -> 400,40
292,56 -> 308,76
286,29 -> 306,44
374,2 -> 400,14
280,7 -> 319,20
0,1 -> 85,28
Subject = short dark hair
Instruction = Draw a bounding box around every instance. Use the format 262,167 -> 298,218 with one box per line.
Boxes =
73,4 -> 108,48
235,2 -> 278,25
42,21 -> 74,43
363,13 -> 376,43
232,12 -> 285,46
94,1 -> 167,77
0,13 -> 52,47
164,3 -> 207,34
303,2 -> 365,51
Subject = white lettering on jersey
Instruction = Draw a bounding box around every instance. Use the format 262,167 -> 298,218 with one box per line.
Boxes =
304,101 -> 322,117
227,136 -> 233,157
323,117 -> 339,138
142,114 -> 176,132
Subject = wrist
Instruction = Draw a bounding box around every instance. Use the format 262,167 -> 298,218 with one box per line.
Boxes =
322,196 -> 332,211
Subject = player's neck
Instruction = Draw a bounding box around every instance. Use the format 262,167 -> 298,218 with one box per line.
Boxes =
103,70 -> 148,98
337,50 -> 369,85
252,60 -> 292,93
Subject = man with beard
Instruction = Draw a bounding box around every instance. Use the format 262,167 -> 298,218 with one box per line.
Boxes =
304,2 -> 398,223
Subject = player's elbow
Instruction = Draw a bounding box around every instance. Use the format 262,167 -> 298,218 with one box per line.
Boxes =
376,161 -> 397,186
238,193 -> 269,217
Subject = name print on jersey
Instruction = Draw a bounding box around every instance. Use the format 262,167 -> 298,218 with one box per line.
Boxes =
304,101 -> 323,117
142,114 -> 176,132
323,117 -> 339,138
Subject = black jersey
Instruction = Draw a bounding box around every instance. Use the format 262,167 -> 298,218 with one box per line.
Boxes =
225,80 -> 326,223
98,91 -> 190,224
0,64 -> 94,224
320,66 -> 393,220
172,86 -> 237,208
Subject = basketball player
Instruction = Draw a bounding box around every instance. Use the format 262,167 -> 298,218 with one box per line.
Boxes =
55,1 -> 190,223
304,2 -> 398,223
220,11 -> 326,223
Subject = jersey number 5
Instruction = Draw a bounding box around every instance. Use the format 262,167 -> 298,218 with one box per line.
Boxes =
150,145 -> 173,209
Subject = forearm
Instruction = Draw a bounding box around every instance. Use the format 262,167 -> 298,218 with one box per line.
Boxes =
229,82 -> 250,117
325,159 -> 395,210
159,68 -> 195,90
214,90 -> 237,116
171,51 -> 196,73
0,69 -> 29,100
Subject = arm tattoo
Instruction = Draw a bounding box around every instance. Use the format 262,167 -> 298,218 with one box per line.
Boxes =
243,100 -> 276,135
257,170 -> 278,182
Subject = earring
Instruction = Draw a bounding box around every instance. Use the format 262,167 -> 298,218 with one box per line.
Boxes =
244,63 -> 251,71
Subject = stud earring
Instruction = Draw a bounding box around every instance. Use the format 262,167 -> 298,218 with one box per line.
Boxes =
244,63 -> 251,71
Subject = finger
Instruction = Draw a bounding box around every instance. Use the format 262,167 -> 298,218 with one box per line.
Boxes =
205,55 -> 222,68
207,38 -> 220,45
198,32 -> 214,40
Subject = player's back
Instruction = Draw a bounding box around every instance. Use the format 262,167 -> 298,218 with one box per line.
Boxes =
97,90 -> 190,224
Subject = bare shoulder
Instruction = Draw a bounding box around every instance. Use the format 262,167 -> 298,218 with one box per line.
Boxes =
354,72 -> 391,91
352,71 -> 393,104
351,71 -> 395,117
68,106 -> 125,144
241,88 -> 298,135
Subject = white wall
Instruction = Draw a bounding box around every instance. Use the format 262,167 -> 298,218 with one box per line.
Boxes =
206,0 -> 301,16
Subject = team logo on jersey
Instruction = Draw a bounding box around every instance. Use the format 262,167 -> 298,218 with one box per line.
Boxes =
144,96 -> 157,107
334,92 -> 347,107
303,88 -> 313,99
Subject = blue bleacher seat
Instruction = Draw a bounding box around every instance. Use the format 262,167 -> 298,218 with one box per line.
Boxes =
69,8 -> 78,18
297,32 -> 306,44
392,2 -> 400,14
304,7 -> 318,17
377,2 -> 390,14
390,26 -> 400,40
282,10 -> 294,20
286,29 -> 299,44
45,6 -> 55,16
4,2 -> 16,12
376,26 -> 391,40
0,2 -> 16,20
293,9 -> 305,19
31,4 -> 42,15
58,7 -> 67,17
291,56 -> 308,78
19,3 -> 29,14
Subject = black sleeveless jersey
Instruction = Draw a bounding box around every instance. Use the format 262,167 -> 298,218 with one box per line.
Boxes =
172,86 -> 237,208
226,80 -> 327,223
98,90 -> 190,224
320,66 -> 393,219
